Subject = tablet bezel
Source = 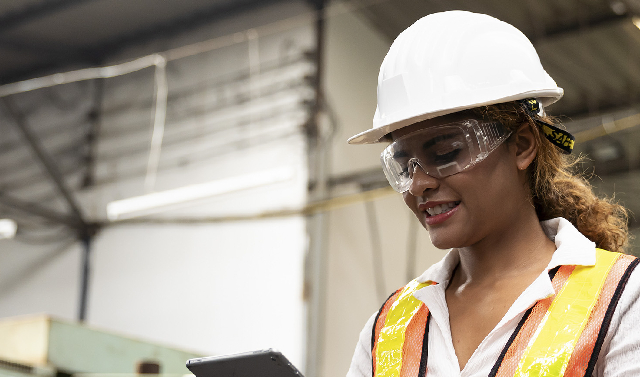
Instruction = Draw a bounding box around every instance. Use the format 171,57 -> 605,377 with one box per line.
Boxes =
186,349 -> 303,377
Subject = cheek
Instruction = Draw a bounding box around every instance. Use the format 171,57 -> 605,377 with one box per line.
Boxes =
468,153 -> 521,211
403,192 -> 419,214
403,192 -> 414,208
403,192 -> 427,227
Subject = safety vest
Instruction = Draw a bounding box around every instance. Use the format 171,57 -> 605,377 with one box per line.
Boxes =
371,249 -> 638,377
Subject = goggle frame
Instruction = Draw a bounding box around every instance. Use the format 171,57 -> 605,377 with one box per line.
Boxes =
380,119 -> 512,193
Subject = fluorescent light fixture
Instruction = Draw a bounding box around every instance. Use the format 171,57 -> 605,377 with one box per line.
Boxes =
0,219 -> 17,239
107,167 -> 294,221
634,16 -> 640,30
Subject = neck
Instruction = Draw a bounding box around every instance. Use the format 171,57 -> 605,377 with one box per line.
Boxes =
453,208 -> 556,286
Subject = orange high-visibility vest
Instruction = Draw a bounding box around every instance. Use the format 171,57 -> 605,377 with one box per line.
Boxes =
371,249 -> 638,377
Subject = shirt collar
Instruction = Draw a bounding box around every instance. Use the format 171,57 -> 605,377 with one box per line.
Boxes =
542,217 -> 596,269
415,217 -> 597,286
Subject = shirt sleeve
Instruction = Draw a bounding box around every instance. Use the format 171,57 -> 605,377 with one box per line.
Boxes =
346,312 -> 377,377
596,262 -> 640,376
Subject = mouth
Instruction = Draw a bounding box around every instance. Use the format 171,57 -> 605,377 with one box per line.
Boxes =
424,201 -> 461,217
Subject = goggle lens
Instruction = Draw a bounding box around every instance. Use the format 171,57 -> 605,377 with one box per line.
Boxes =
381,120 -> 510,193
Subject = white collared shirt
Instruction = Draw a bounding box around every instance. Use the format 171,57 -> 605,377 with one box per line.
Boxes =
346,218 -> 640,377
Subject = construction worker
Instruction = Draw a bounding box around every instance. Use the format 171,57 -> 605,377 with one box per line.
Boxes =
347,11 -> 639,377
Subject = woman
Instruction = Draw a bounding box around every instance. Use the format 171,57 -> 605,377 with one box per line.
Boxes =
346,10 -> 638,377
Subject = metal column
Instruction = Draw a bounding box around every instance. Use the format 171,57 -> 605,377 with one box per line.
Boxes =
305,1 -> 327,376
78,235 -> 92,321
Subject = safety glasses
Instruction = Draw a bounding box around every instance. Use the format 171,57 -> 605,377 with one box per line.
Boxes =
380,119 -> 512,193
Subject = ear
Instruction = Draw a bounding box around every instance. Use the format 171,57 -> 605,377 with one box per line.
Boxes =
512,122 -> 538,170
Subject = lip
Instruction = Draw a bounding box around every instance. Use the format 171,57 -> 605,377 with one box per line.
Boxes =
418,200 -> 460,226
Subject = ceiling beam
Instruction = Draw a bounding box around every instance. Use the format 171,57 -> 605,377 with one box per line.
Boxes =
87,0 -> 295,59
305,0 -> 326,10
0,0 -> 101,83
0,0 -> 99,34
0,97 -> 87,231
0,192 -> 83,229
562,99 -> 640,121
0,0 -> 296,84
0,58 -> 98,85
0,38 -> 97,62
531,13 -> 628,42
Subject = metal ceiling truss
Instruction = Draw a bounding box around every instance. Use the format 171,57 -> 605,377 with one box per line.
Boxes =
0,0 -> 319,322
0,96 -> 96,322
0,98 -> 86,228
93,0 -> 295,57
0,192 -> 82,229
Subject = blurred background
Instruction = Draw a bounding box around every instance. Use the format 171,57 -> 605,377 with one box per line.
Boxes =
0,1 -> 638,377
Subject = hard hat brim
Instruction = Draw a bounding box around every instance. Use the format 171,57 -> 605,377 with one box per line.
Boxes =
347,90 -> 563,145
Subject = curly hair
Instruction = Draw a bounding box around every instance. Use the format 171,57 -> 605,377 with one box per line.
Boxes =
472,101 -> 630,253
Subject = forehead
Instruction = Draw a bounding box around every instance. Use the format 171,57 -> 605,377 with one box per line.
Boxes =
390,110 -> 478,140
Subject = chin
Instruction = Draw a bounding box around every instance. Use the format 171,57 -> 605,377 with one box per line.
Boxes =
427,228 -> 469,250
428,234 -> 454,250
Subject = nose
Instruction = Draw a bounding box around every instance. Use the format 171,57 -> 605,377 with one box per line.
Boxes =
407,165 -> 439,196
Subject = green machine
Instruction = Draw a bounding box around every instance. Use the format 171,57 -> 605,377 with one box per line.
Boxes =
0,315 -> 202,377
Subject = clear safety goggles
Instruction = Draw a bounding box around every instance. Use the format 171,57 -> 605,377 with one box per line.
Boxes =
381,119 -> 512,193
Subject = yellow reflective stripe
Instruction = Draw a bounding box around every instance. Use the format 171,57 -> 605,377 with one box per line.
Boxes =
375,280 -> 434,377
514,249 -> 619,377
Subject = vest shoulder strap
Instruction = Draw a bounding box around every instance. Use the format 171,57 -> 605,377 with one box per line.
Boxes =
372,280 -> 434,377
490,249 -> 639,377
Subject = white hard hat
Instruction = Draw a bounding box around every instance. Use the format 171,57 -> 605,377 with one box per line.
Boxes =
348,10 -> 564,144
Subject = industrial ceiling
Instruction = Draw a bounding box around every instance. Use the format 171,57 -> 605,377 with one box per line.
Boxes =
4,0 -> 635,118
0,0 -> 305,243
0,0 -> 638,237
0,0 -> 298,84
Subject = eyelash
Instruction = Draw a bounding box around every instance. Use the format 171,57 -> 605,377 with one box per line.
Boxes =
433,149 -> 461,163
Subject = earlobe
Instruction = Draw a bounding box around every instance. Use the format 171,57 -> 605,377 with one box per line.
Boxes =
513,122 -> 538,171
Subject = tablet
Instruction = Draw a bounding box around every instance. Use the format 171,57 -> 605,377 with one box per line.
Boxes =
186,349 -> 304,377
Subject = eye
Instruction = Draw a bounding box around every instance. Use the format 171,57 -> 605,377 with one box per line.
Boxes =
431,141 -> 463,164
433,141 -> 463,163
434,149 -> 461,163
